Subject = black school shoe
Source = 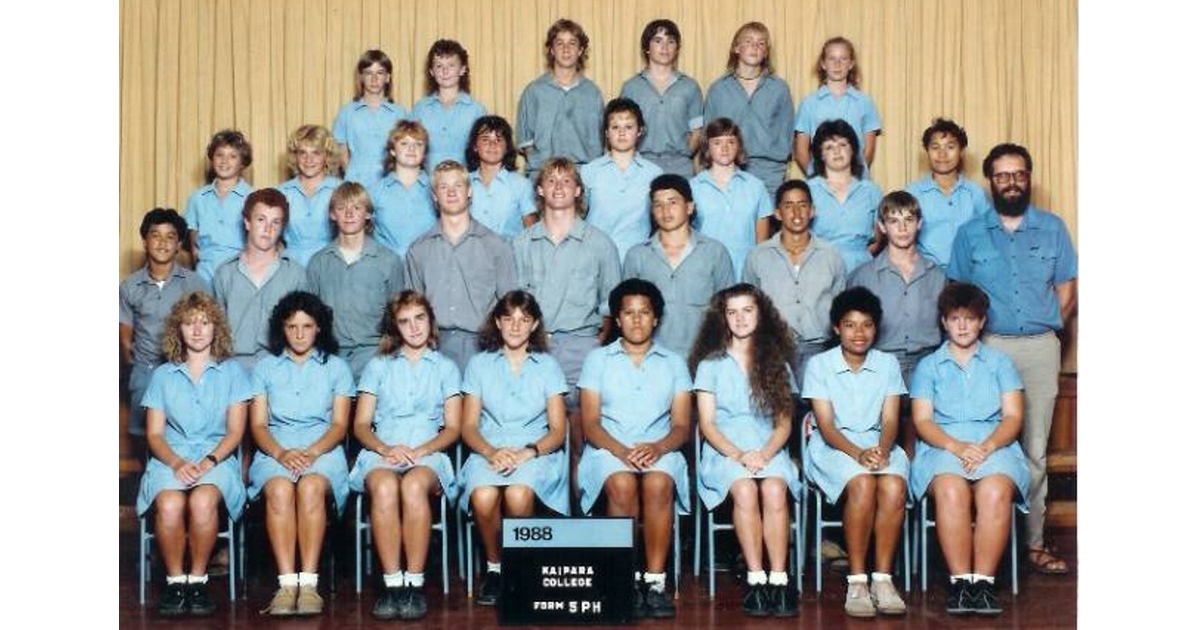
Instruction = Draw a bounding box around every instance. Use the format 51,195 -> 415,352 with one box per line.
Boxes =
157,583 -> 188,616
371,586 -> 404,620
643,585 -> 675,619
970,581 -> 1003,616
741,583 -> 770,617
946,579 -> 973,615
768,583 -> 800,617
399,587 -> 428,620
186,583 -> 216,616
476,571 -> 501,606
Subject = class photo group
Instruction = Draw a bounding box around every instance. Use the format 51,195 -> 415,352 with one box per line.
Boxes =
119,11 -> 1078,625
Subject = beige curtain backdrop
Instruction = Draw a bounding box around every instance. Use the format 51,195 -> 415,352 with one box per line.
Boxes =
118,0 -> 1078,364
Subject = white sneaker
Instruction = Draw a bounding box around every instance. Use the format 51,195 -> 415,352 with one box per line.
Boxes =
844,582 -> 876,618
870,577 -> 907,615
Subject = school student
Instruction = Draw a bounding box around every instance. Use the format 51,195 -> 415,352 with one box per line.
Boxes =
186,129 -> 255,286
277,125 -> 342,267
793,37 -> 882,177
465,115 -> 538,239
369,121 -> 437,257
410,39 -> 487,169
333,50 -> 407,187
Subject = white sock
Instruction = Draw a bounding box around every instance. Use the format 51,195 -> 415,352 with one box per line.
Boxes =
643,572 -> 666,593
973,574 -> 995,584
278,573 -> 299,587
950,573 -> 972,584
746,570 -> 767,585
871,572 -> 893,583
298,572 -> 318,587
383,570 -> 405,588
166,574 -> 187,585
405,572 -> 426,588
847,573 -> 868,585
487,561 -> 502,574
187,574 -> 209,584
768,571 -> 788,586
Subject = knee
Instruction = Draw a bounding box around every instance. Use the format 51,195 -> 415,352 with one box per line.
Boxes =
878,477 -> 907,509
264,480 -> 296,512
155,493 -> 186,523
641,474 -> 674,505
367,473 -> 400,507
187,489 -> 220,521
760,479 -> 789,511
975,478 -> 1014,512
729,480 -> 760,509
400,475 -> 431,508
503,485 -> 535,513
297,476 -> 328,512
471,486 -> 500,514
931,477 -> 970,509
605,474 -> 638,505
845,475 -> 877,506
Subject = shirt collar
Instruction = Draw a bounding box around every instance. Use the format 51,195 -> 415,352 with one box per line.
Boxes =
638,69 -> 683,89
933,341 -> 993,367
831,348 -> 882,374
530,218 -> 586,242
603,339 -> 669,359
135,264 -> 189,285
538,72 -> 582,91
983,205 -> 1044,232
871,250 -> 936,277
815,84 -> 862,100
166,358 -> 224,375
381,171 -> 430,190
353,100 -> 401,113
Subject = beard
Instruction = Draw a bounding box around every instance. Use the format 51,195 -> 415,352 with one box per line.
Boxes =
991,184 -> 1031,217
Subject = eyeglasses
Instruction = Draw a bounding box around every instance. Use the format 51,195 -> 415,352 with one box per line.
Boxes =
990,170 -> 1030,185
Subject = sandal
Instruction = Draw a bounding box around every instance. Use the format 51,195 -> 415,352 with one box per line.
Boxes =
1027,546 -> 1069,574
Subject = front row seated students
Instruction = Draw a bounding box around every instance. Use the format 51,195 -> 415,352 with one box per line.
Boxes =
465,115 -> 538,239
348,291 -> 462,622
405,160 -> 517,374
690,284 -> 801,617
578,279 -> 692,619
138,292 -> 251,617
213,188 -> 308,371
803,287 -> 909,618
622,173 -> 735,357
848,190 -> 946,387
248,291 -> 353,616
743,179 -> 846,393
306,181 -> 406,380
909,283 -> 1029,617
121,208 -> 209,443
458,291 -> 570,606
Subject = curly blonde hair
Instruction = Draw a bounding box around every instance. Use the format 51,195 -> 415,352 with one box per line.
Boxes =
162,292 -> 235,363
286,124 -> 342,177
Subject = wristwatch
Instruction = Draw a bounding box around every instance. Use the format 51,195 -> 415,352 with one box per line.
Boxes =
524,443 -> 539,457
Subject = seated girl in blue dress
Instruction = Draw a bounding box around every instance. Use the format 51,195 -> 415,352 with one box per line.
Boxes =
347,291 -> 462,621
689,283 -> 801,617
909,283 -> 1029,616
247,291 -> 354,616
458,290 -> 569,606
137,291 -> 251,617
802,286 -> 909,618
577,279 -> 692,619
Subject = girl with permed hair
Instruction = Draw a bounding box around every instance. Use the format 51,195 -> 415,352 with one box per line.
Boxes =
347,290 -> 461,621
411,39 -> 487,170
456,290 -> 569,606
688,283 -> 801,617
464,115 -> 538,238
278,124 -> 343,267
248,291 -> 353,616
136,291 -> 252,617
333,50 -> 407,187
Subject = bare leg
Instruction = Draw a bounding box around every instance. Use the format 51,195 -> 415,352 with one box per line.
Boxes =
760,478 -> 790,573
972,475 -> 1015,576
842,475 -> 878,576
604,472 -> 640,520
640,472 -> 675,574
263,478 -> 298,575
872,475 -> 907,573
154,491 -> 188,576
399,466 -> 439,573
365,469 -> 403,574
729,478 -> 764,571
930,475 -> 973,576
471,486 -> 503,564
296,474 -> 329,574
503,485 -> 537,516
186,485 -> 222,575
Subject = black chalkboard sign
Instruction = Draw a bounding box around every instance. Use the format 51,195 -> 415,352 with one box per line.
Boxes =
499,517 -> 635,625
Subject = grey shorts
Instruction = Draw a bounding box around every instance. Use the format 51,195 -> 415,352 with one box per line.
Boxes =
548,333 -> 601,410
438,328 -> 481,376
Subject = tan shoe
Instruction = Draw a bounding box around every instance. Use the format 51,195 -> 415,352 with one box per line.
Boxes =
870,577 -> 907,615
296,585 -> 324,615
844,582 -> 876,618
261,586 -> 297,616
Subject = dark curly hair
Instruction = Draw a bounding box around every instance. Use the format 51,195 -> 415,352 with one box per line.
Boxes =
688,283 -> 795,419
477,290 -> 550,353
465,115 -> 518,172
830,286 -> 883,328
603,278 -> 664,345
268,291 -> 339,361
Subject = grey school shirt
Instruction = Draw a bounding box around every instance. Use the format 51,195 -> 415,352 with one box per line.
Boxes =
404,219 -> 517,332
622,232 -> 736,355
513,219 -> 621,335
619,70 -> 704,176
212,251 -> 309,367
703,72 -> 794,164
306,237 -> 406,354
516,73 -> 605,172
119,264 -> 209,367
742,234 -> 845,344
848,252 -> 947,353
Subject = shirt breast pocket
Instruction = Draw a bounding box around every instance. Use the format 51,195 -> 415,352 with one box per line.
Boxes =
969,247 -> 1001,281
1025,242 -> 1059,286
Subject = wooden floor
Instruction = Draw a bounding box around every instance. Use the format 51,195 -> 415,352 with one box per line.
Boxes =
118,529 -> 1076,629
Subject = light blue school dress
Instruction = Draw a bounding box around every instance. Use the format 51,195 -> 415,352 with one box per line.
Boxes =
793,85 -> 882,178
694,354 -> 803,509
409,93 -> 486,169
185,179 -> 255,285
369,172 -> 437,257
347,350 -> 461,502
576,342 -> 692,514
469,169 -> 537,239
807,175 -> 884,273
580,154 -> 663,261
456,351 -> 570,515
136,360 -> 253,518
802,347 -> 909,501
690,169 -> 774,279
333,100 -> 407,188
247,352 -> 355,514
907,342 -> 1030,505
278,175 -> 342,267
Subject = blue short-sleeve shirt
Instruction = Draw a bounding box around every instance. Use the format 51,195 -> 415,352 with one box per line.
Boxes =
462,351 -> 568,443
357,350 -> 462,433
793,85 -> 882,176
905,174 -> 991,268
369,172 -> 437,257
278,175 -> 342,267
142,359 -> 253,445
807,175 -> 884,272
185,179 -> 255,285
580,154 -> 664,260
469,169 -> 537,239
946,207 -> 1079,335
690,169 -> 774,278
802,347 -> 907,433
409,93 -> 487,169
694,353 -> 798,422
578,342 -> 691,444
516,73 -> 605,173
909,342 -> 1023,427
333,100 -> 407,187
619,70 -> 704,176
250,351 -> 355,431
